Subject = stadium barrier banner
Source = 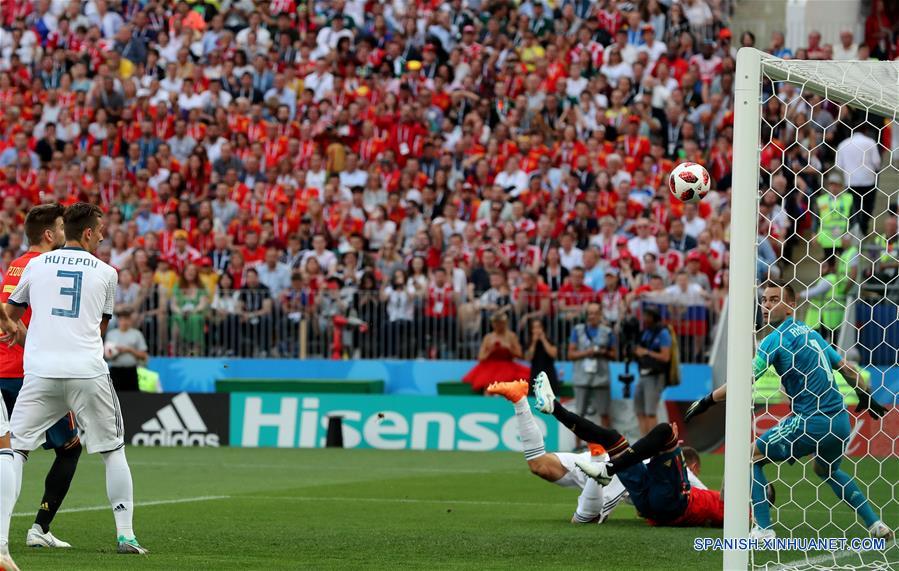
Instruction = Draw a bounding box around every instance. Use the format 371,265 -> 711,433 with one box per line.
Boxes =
119,392 -> 230,447
148,357 -> 714,399
229,393 -> 570,451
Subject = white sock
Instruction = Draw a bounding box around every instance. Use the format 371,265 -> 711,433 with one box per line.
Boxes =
0,450 -> 16,549
102,447 -> 135,539
514,398 -> 545,461
573,478 -> 604,523
12,451 -> 24,499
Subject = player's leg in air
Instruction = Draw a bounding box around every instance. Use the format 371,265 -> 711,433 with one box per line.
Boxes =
486,376 -> 627,523
752,412 -> 892,539
0,399 -> 20,571
0,380 -> 81,548
533,373 -> 724,527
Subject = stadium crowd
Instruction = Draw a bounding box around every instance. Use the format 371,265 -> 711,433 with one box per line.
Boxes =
0,0 -> 897,362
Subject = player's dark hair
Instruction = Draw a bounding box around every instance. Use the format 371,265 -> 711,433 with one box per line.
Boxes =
64,202 -> 103,242
24,203 -> 65,245
682,446 -> 701,470
762,280 -> 796,302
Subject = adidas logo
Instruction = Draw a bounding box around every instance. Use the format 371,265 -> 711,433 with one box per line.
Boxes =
113,504 -> 127,513
132,393 -> 220,447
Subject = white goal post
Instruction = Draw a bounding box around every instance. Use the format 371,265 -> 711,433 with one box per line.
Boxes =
724,48 -> 899,571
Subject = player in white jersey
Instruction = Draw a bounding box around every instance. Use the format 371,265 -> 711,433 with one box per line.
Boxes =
0,203 -> 148,557
486,376 -> 628,523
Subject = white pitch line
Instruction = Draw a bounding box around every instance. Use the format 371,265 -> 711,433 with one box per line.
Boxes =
246,495 -> 574,508
128,461 -> 505,474
12,495 -> 230,518
769,547 -> 895,571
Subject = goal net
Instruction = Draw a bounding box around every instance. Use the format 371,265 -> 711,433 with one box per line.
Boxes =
723,49 -> 899,571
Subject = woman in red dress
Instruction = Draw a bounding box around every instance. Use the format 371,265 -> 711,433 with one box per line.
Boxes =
463,312 -> 531,392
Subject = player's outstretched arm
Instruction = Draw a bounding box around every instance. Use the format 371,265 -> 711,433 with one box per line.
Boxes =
837,360 -> 887,419
684,384 -> 727,423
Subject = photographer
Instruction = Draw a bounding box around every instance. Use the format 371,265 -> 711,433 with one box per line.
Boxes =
633,307 -> 673,435
568,302 -> 616,427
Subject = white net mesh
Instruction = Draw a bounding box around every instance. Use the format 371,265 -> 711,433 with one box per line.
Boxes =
747,57 -> 899,571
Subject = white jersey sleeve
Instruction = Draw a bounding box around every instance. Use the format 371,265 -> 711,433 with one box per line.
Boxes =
103,270 -> 117,318
687,467 -> 707,490
7,263 -> 32,307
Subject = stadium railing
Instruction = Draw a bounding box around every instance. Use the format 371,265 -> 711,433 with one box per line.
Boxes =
142,289 -> 722,362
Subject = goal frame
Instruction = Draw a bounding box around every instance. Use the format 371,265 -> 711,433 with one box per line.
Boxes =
722,46 -> 761,571
724,47 -> 899,570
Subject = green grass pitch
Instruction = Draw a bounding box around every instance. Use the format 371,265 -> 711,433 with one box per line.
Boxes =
7,448 -> 897,570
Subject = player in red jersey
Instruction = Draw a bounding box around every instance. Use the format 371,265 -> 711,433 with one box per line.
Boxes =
531,373 -> 724,528
0,203 -> 82,549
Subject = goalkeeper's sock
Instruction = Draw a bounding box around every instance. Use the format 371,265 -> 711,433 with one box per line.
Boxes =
35,439 -> 82,533
102,447 -> 135,540
607,423 -> 679,476
824,469 -> 879,528
0,449 -> 16,549
550,401 -> 629,456
513,398 -> 545,461
752,463 -> 772,529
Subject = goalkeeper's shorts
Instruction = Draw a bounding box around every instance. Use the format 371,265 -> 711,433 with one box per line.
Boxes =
756,410 -> 851,466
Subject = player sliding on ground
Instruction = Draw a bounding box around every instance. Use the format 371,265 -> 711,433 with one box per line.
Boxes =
486,375 -> 628,524
529,373 -> 724,528
684,282 -> 893,540
0,204 -> 83,550
0,203 -> 148,563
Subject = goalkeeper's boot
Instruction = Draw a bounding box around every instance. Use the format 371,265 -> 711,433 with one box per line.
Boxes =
749,526 -> 776,541
869,521 -> 894,541
26,525 -> 72,548
0,543 -> 19,571
574,458 -> 612,486
117,536 -> 149,555
533,372 -> 555,414
485,380 -> 529,403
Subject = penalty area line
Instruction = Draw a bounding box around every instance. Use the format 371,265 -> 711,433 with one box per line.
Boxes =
12,495 -> 231,517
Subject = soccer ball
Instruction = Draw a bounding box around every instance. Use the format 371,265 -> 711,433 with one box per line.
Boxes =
668,162 -> 711,203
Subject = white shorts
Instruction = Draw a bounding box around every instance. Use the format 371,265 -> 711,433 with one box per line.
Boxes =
11,374 -> 123,454
553,452 -> 592,489
0,397 -> 8,436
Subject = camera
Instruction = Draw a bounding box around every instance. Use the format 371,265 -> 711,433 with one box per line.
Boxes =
618,315 -> 641,397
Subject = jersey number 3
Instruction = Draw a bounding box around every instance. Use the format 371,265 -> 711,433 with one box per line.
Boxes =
52,270 -> 83,319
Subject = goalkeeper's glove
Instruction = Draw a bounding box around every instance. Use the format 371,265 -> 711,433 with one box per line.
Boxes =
684,393 -> 716,423
854,387 -> 887,420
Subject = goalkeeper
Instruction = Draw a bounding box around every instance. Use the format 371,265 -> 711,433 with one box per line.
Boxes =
684,282 -> 892,540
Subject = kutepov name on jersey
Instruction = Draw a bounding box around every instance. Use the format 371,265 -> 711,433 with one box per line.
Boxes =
131,431 -> 220,447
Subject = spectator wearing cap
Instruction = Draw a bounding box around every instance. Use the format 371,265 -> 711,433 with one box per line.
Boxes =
639,24 -> 667,63
717,28 -> 737,59
627,218 -> 660,260
684,253 -> 713,291
170,229 -> 201,273
596,269 -> 628,327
